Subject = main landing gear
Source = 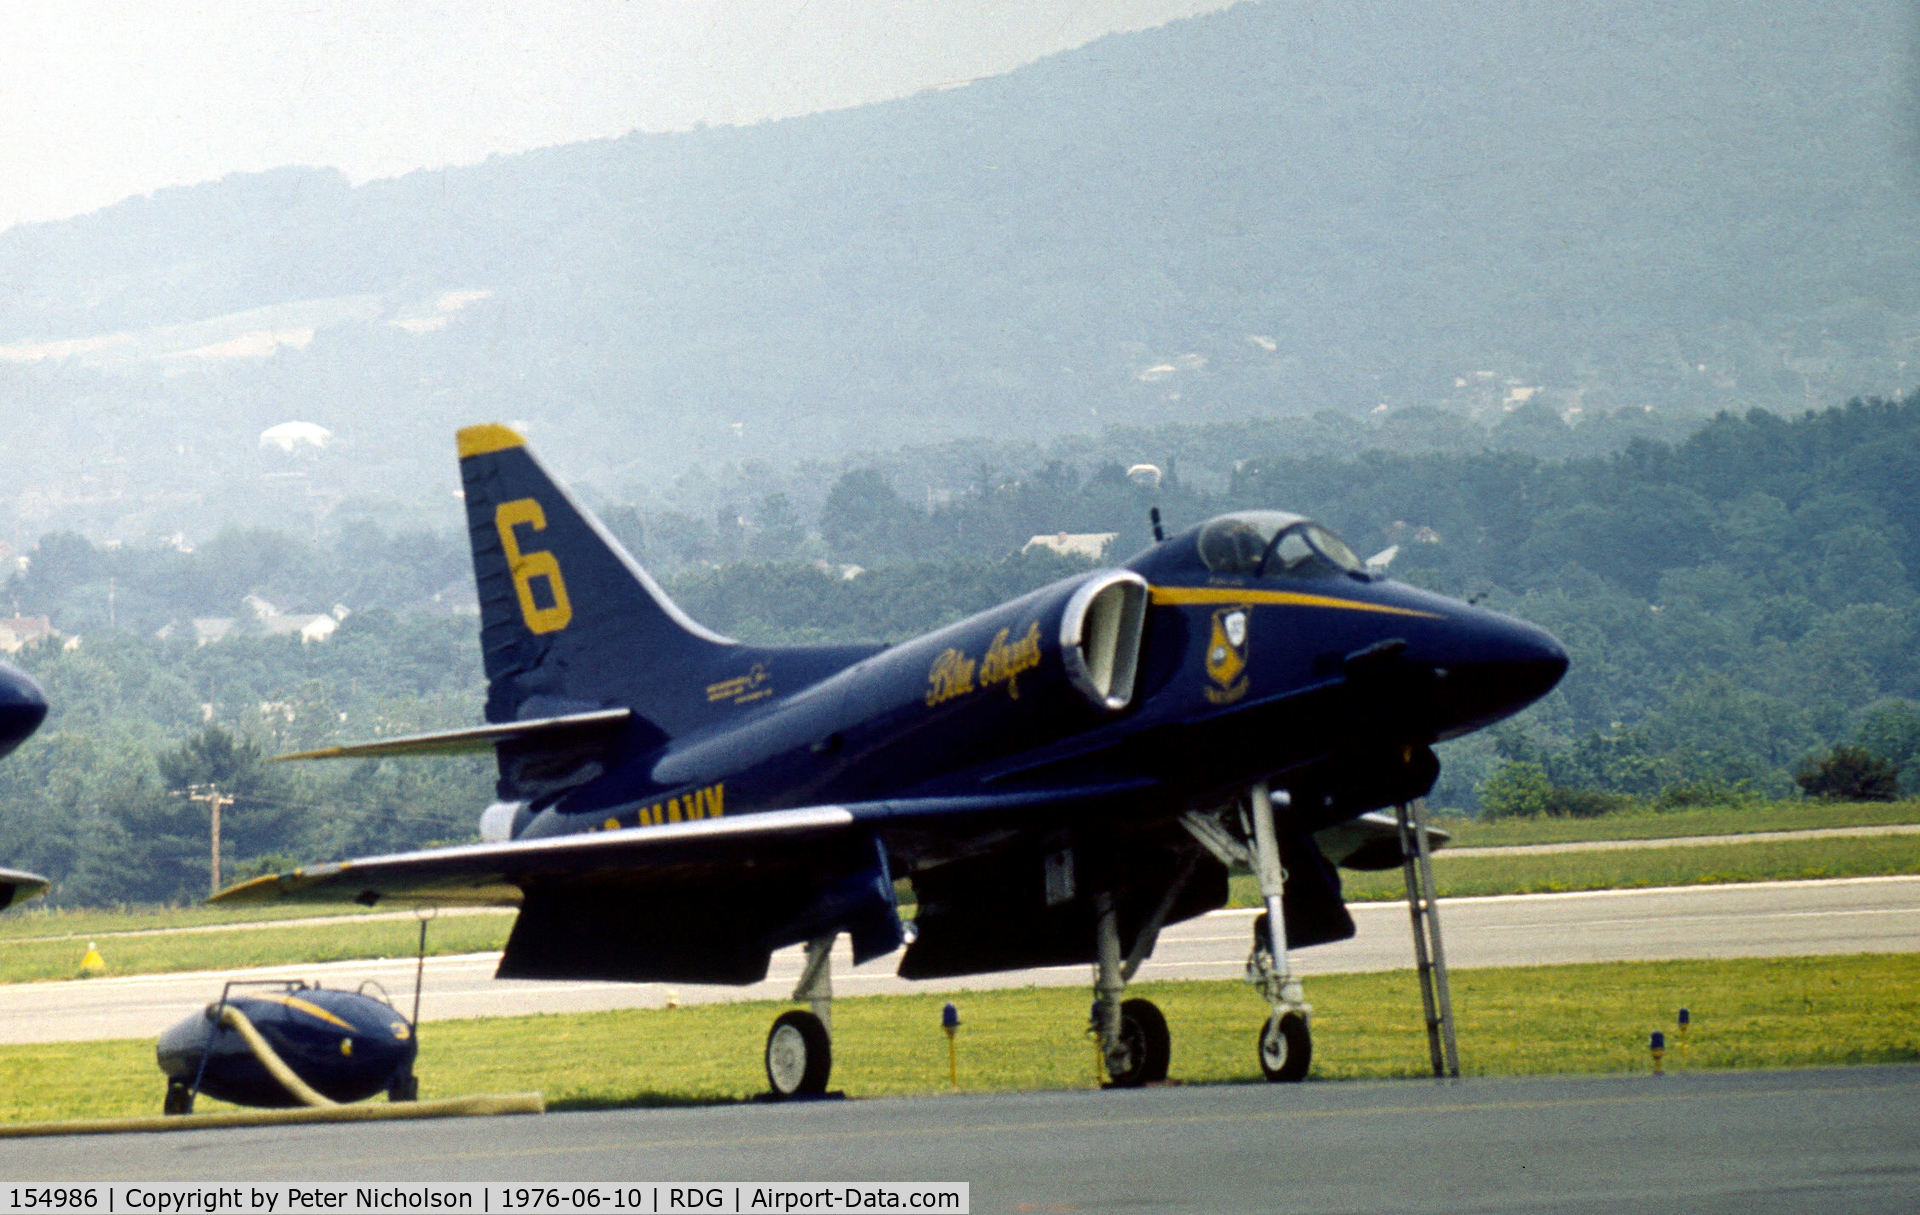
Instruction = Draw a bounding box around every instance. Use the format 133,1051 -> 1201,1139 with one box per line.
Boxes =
763,934 -> 836,1099
766,783 -> 1315,1096
1088,856 -> 1196,1087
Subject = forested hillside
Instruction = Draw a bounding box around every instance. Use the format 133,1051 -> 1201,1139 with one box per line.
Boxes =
4,394 -> 1918,904
3,1 -> 1917,544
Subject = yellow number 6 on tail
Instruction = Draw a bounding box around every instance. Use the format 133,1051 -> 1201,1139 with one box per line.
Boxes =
495,498 -> 573,634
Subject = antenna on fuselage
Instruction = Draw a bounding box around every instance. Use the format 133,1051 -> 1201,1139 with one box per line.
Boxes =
1149,507 -> 1165,543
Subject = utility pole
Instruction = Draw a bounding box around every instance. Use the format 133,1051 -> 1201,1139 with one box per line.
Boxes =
187,784 -> 234,895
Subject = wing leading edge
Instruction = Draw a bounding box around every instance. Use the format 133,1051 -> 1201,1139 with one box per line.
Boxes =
212,804 -> 858,907
211,778 -> 1165,908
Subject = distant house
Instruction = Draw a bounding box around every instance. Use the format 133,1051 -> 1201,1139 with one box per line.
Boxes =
1023,532 -> 1117,560
158,598 -> 346,646
0,615 -> 56,654
261,613 -> 339,644
810,561 -> 865,582
1383,521 -> 1443,546
156,618 -> 235,646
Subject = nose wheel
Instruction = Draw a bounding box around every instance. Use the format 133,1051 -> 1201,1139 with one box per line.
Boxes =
1245,785 -> 1313,1082
1258,1010 -> 1311,1082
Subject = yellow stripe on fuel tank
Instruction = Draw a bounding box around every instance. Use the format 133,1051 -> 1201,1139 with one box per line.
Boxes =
1149,586 -> 1442,619
258,993 -> 357,1030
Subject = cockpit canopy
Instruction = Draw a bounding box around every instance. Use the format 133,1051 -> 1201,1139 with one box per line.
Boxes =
1195,511 -> 1368,579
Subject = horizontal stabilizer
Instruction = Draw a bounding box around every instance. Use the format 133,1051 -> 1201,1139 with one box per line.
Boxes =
274,708 -> 633,761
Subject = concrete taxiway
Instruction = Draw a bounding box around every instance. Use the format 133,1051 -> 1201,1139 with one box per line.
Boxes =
7,1066 -> 1919,1211
1,876 -> 1914,1044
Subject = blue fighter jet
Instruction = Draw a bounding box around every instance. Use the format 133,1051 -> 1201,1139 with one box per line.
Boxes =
0,658 -> 51,908
220,424 -> 1565,1095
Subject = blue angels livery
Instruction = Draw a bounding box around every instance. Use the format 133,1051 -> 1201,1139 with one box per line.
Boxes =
220,424 -> 1566,1095
0,659 -> 50,909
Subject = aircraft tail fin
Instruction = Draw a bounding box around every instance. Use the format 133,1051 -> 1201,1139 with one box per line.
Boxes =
457,424 -> 736,746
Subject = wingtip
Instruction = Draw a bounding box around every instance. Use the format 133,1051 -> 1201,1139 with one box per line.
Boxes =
456,423 -> 527,460
208,872 -> 293,904
272,746 -> 344,762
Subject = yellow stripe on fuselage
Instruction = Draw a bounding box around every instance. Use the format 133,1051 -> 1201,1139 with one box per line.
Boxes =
1148,586 -> 1443,619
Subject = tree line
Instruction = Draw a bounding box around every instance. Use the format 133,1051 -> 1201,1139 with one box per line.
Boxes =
5,393 -> 1920,903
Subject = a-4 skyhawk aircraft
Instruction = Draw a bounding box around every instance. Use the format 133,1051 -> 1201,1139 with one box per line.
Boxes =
220,424 -> 1566,1096
0,658 -> 52,909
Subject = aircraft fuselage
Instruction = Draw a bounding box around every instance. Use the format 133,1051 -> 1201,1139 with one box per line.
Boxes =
0,660 -> 47,763
512,518 -> 1565,855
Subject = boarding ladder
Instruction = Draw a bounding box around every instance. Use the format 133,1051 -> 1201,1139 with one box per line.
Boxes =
1395,799 -> 1460,1078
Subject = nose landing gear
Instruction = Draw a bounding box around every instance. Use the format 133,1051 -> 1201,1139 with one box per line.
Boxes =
1245,783 -> 1313,1082
1182,783 -> 1315,1083
1257,1008 -> 1312,1083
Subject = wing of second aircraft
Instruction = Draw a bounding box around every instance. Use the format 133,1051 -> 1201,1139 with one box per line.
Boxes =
0,867 -> 49,910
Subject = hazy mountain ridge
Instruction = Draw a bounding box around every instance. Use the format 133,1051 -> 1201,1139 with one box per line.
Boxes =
2,0 -> 1917,543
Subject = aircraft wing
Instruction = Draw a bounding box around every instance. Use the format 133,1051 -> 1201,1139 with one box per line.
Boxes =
211,779 -> 1164,909
212,805 -> 857,907
0,866 -> 49,910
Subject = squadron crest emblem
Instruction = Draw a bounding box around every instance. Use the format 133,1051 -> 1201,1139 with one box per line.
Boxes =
1205,607 -> 1250,704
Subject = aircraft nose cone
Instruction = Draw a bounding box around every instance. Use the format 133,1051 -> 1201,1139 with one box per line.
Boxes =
0,663 -> 48,760
1507,624 -> 1570,705
1430,617 -> 1569,740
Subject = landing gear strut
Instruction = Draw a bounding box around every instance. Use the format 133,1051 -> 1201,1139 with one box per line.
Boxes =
1184,784 -> 1315,1082
763,933 -> 836,1099
1246,783 -> 1312,1082
1089,856 -> 1194,1088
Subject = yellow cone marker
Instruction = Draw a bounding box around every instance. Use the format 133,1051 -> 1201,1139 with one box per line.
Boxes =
79,941 -> 105,977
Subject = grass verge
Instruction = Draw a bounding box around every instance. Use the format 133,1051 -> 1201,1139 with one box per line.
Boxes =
2,953 -> 1914,1123
1228,832 -> 1920,906
0,913 -> 513,984
0,901 -> 418,941
1431,800 -> 1920,848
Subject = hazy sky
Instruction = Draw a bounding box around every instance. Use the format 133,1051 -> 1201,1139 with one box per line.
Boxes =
0,0 -> 1234,234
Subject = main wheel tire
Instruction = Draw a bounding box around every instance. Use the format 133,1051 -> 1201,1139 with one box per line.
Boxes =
1105,998 -> 1172,1087
765,1010 -> 832,1098
1258,1011 -> 1311,1083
